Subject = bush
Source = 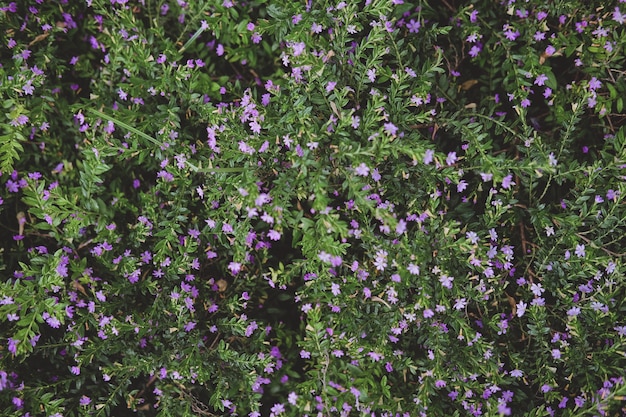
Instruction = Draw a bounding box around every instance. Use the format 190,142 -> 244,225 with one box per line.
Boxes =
1,0 -> 626,416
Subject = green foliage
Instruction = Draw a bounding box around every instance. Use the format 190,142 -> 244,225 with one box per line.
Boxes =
1,0 -> 626,416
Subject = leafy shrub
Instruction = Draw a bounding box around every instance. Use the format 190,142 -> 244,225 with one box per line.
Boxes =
1,1 -> 626,416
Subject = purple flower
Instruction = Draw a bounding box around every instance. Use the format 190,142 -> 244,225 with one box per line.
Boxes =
530,283 -> 544,296
534,74 -> 548,86
575,244 -> 585,257
423,149 -> 434,165
383,122 -> 398,136
7,338 -> 18,354
446,152 -> 457,166
184,321 -> 196,332
270,403 -> 285,415
407,19 -> 420,33
574,396 -> 585,408
12,397 -> 23,409
245,321 -> 258,337
497,402 -> 511,416
567,306 -> 581,318
228,262 -> 242,275
469,44 -> 482,57
614,325 -> 626,336
354,162 -> 369,176
373,250 -> 388,271
501,174 -> 515,189
267,230 -> 281,240
454,298 -> 467,310
10,114 -> 29,127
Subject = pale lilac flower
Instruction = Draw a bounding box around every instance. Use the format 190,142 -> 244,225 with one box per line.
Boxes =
423,149 -> 434,165
228,262 -> 242,275
354,163 -> 370,176
383,122 -> 398,136
469,45 -> 482,57
8,338 -> 18,354
466,231 -> 479,244
548,152 -> 558,166
267,230 -> 281,240
480,172 -> 493,182
446,151 -> 457,166
567,306 -> 581,318
613,7 -> 625,24
454,298 -> 467,310
588,77 -> 602,91
530,282 -> 544,296
534,74 -> 548,86
501,174 -> 515,189
575,244 -> 585,258
291,42 -> 305,56
374,250 -> 388,271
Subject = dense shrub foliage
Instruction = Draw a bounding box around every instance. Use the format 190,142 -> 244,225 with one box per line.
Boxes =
1,0 -> 626,416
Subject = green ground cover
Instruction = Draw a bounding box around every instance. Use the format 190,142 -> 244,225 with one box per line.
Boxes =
1,1 -> 626,416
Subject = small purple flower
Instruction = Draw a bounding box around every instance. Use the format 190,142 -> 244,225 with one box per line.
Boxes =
534,74 -> 548,86
10,114 -> 29,127
7,338 -> 18,354
228,262 -> 242,275
446,151 -> 457,166
567,306 -> 581,318
267,230 -> 281,240
354,162 -> 369,176
423,149 -> 434,165
469,44 -> 482,57
575,244 -> 585,258
383,122 -> 398,136
501,174 -> 515,189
